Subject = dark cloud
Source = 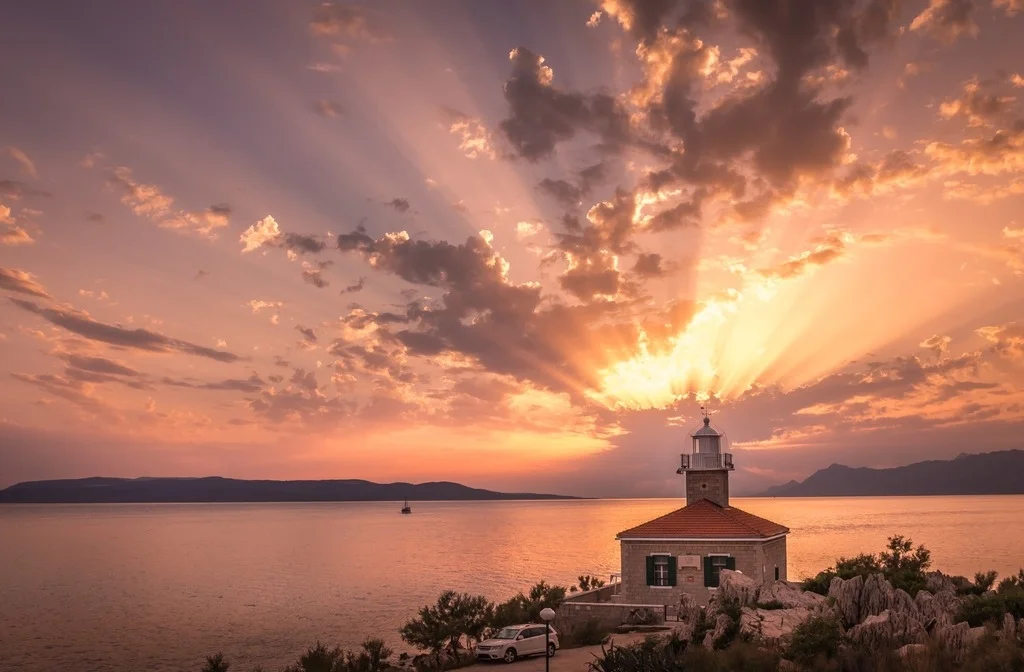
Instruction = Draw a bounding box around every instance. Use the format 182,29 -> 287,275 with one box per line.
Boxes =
0,180 -> 50,199
499,47 -> 631,161
283,233 -> 327,255
59,354 -> 140,378
301,260 -> 332,288
296,325 -> 317,343
86,211 -> 105,223
194,270 -> 209,280
336,226 -> 694,396
312,100 -> 345,118
633,253 -> 666,278
163,373 -> 264,393
342,277 -> 366,294
10,298 -> 244,363
537,161 -> 609,207
0,267 -> 51,298
388,198 -> 410,213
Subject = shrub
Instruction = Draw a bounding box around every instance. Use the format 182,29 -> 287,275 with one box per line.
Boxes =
564,618 -> 612,647
957,584 -> 1024,626
489,581 -> 567,631
999,569 -> 1024,593
625,608 -> 658,626
684,639 -> 780,672
574,575 -> 607,592
201,653 -> 231,672
753,600 -> 785,610
803,535 -> 932,597
787,615 -> 843,667
283,641 -> 344,672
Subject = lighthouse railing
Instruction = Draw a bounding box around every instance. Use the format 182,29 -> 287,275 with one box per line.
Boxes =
679,452 -> 734,471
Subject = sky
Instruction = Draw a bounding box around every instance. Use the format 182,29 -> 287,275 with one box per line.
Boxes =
1,0 -> 1023,497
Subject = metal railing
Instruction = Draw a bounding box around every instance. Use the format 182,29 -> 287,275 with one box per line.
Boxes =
679,452 -> 734,471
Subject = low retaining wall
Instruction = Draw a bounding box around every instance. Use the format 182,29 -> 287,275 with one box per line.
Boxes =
563,582 -> 621,604
555,601 -> 667,636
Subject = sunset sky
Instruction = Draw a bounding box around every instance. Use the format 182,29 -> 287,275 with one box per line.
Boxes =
2,0 -> 1023,497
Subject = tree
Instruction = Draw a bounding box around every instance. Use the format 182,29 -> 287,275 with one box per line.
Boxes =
353,638 -> 392,672
201,654 -> 230,672
804,535 -> 933,596
575,575 -> 607,592
283,641 -> 344,672
399,590 -> 492,668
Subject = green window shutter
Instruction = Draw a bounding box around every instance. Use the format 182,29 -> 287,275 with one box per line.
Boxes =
667,556 -> 677,586
646,556 -> 656,585
703,557 -> 713,587
775,566 -> 780,581
726,557 -> 736,571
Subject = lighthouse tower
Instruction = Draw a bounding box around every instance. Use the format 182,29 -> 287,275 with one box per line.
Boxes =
676,409 -> 734,507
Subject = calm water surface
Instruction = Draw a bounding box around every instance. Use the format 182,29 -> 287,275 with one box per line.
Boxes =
2,496 -> 1022,672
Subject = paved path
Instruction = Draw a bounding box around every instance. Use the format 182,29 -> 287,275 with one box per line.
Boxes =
466,632 -> 655,672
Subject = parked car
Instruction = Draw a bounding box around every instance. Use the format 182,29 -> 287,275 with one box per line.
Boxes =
475,623 -> 559,663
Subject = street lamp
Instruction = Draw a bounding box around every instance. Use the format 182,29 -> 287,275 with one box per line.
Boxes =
540,607 -> 556,672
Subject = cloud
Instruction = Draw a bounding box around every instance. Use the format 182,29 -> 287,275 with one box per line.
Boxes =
537,161 -> 608,207
310,3 -> 390,42
515,220 -> 544,240
910,0 -> 978,44
0,267 -> 50,298
10,298 -> 244,362
757,231 -> 848,280
312,100 -> 345,118
388,198 -> 410,213
499,47 -> 631,161
993,0 -> 1022,15
240,215 -> 281,253
6,147 -> 38,179
924,119 -> 1024,176
633,252 -> 666,278
86,211 -> 105,223
296,325 -> 318,343
939,77 -> 1016,127
444,108 -> 497,160
105,167 -> 229,238
342,277 -> 366,294
301,260 -> 332,288
0,205 -> 33,245
0,180 -> 49,199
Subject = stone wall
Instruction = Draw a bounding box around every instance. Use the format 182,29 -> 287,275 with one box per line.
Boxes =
555,602 -> 666,637
762,536 -> 788,583
619,538 -> 784,605
563,582 -> 621,604
684,470 -> 730,507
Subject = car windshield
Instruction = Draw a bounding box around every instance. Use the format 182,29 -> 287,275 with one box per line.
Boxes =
491,628 -> 520,640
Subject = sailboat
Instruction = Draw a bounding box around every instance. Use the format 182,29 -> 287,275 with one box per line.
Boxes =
400,498 -> 412,514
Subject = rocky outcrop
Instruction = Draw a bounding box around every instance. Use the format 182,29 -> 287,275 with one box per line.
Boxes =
848,608 -> 927,648
861,574 -> 895,619
739,606 -> 821,642
914,588 -> 962,630
674,593 -> 700,642
718,569 -> 758,607
758,580 -> 828,610
829,574 -> 864,627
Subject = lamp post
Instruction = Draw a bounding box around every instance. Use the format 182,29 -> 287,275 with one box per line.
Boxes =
540,607 -> 556,672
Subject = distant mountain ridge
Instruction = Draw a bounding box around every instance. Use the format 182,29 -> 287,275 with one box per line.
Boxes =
0,477 -> 578,504
758,449 -> 1024,497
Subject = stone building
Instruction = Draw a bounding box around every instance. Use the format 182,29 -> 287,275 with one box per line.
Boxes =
615,413 -> 789,605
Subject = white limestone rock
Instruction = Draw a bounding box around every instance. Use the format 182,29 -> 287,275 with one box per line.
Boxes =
718,569 -> 758,607
828,575 -> 863,627
757,580 -> 828,610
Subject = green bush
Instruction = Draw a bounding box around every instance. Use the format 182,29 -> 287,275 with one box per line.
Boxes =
787,615 -> 843,667
201,653 -> 231,672
957,585 -> 1024,626
564,618 -> 612,647
999,569 -> 1024,593
803,535 -> 932,597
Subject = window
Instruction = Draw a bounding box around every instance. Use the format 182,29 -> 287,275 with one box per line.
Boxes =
645,554 -> 677,587
775,566 -> 780,581
703,555 -> 735,587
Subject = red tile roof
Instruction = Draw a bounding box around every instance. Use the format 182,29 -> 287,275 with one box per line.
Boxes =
616,499 -> 789,540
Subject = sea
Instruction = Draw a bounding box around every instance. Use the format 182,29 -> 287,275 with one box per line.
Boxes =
2,495 -> 1022,672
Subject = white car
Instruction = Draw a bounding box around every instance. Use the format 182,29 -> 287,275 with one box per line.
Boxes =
475,623 -> 560,663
